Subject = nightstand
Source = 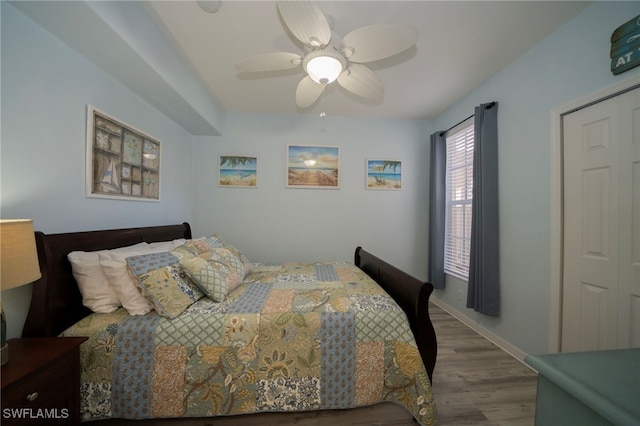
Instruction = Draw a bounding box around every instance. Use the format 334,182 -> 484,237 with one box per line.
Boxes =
1,337 -> 87,425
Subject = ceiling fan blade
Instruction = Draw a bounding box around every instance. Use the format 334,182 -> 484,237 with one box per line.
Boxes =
277,1 -> 331,48
296,76 -> 324,108
236,52 -> 302,73
337,64 -> 383,101
342,24 -> 418,63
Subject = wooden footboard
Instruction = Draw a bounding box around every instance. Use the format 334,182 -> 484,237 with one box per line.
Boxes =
354,247 -> 437,381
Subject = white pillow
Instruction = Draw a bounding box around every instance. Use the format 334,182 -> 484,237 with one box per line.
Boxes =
99,242 -> 185,316
147,238 -> 186,252
99,247 -> 155,316
67,242 -> 148,313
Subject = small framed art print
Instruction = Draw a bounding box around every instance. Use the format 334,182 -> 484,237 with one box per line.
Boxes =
219,156 -> 257,187
366,160 -> 402,190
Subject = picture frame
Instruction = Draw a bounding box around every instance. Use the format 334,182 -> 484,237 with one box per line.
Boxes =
86,105 -> 160,201
366,160 -> 402,190
218,156 -> 258,187
286,145 -> 339,189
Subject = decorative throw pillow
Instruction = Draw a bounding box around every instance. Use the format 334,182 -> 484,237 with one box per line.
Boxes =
222,244 -> 252,274
68,242 -> 148,313
172,236 -> 226,260
180,247 -> 246,302
208,234 -> 251,262
127,252 -> 203,319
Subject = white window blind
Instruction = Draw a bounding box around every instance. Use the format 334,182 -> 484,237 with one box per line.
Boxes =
444,118 -> 474,279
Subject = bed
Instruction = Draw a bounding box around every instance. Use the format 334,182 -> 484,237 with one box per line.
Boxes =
22,223 -> 437,424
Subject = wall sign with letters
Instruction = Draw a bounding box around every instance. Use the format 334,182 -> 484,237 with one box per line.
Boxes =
611,15 -> 640,75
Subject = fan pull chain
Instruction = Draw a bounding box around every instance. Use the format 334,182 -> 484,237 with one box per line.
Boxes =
320,83 -> 326,118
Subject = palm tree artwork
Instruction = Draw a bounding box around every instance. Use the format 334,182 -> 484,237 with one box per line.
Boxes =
219,156 -> 257,187
367,160 -> 402,190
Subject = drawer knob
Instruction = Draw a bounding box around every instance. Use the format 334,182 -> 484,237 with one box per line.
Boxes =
26,392 -> 38,402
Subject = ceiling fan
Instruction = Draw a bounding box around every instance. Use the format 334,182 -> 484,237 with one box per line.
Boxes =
236,1 -> 418,110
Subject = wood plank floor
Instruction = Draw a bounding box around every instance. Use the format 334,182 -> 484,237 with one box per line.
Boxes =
97,303 -> 538,425
428,303 -> 538,425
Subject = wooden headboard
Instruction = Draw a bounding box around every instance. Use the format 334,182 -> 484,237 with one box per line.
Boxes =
22,223 -> 192,338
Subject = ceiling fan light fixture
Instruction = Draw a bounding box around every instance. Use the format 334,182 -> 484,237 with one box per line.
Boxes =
240,1 -> 419,110
303,49 -> 345,84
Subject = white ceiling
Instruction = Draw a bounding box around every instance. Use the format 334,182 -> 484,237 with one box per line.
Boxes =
145,1 -> 591,120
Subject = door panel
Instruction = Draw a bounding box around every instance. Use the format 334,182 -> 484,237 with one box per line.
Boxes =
562,87 -> 639,352
617,89 -> 640,348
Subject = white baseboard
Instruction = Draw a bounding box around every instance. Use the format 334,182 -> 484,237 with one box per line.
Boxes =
431,298 -> 535,371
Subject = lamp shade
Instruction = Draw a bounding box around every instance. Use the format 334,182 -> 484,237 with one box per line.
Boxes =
1,219 -> 41,290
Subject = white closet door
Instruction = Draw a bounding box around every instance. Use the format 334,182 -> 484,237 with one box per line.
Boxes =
562,87 -> 640,352
618,88 -> 640,348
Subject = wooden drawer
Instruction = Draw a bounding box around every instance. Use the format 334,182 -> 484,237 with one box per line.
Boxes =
1,337 -> 87,425
2,351 -> 73,409
2,387 -> 74,426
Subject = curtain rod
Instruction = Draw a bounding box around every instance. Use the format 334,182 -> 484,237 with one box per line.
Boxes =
443,113 -> 473,135
442,101 -> 496,135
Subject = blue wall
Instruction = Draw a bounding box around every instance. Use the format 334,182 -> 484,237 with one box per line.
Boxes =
190,113 -> 430,269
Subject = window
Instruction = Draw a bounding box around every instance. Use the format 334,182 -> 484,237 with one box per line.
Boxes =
444,118 -> 474,279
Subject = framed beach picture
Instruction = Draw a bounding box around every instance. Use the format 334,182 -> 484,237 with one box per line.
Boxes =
366,160 -> 402,190
219,156 -> 257,187
86,105 -> 161,201
286,145 -> 339,189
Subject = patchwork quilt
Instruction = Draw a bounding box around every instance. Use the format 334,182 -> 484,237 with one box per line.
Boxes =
62,261 -> 436,425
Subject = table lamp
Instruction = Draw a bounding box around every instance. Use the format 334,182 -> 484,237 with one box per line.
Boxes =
1,219 -> 42,365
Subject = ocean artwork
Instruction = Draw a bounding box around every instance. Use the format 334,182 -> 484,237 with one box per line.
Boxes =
219,156 -> 257,187
366,160 -> 402,190
287,145 -> 339,188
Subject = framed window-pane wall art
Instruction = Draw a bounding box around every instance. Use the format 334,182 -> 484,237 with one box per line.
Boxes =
286,145 -> 339,189
86,105 -> 160,201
